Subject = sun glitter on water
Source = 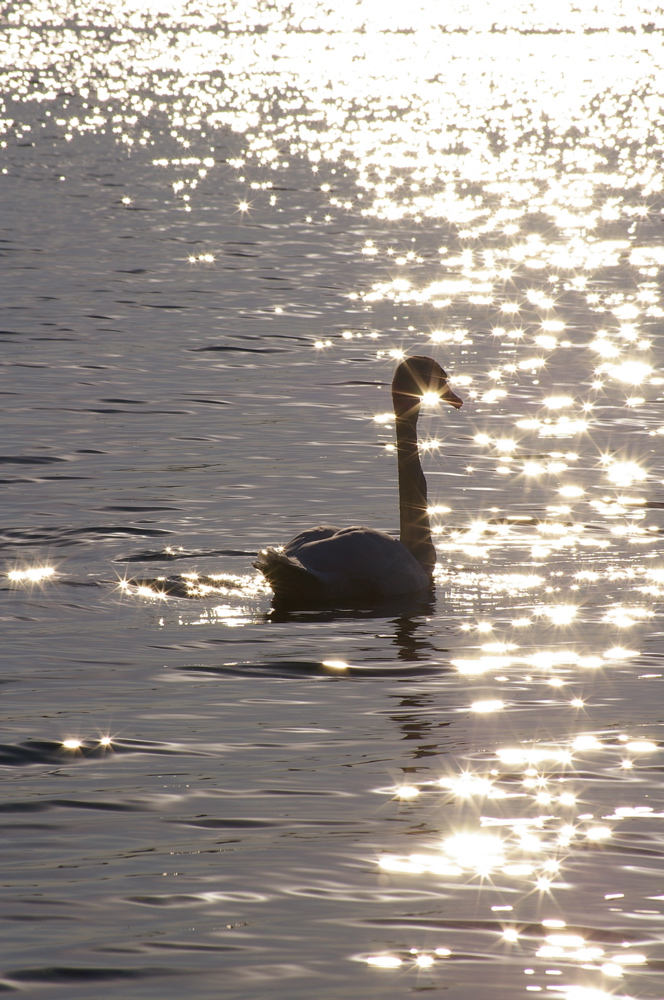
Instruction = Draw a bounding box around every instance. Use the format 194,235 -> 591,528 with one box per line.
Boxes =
371,730 -> 660,985
7,566 -> 56,584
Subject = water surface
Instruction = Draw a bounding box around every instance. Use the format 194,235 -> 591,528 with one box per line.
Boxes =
3,3 -> 664,997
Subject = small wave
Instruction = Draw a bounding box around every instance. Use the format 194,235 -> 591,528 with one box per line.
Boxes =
354,915 -> 639,946
0,455 -> 68,465
4,966 -> 156,985
0,737 -> 206,768
190,345 -> 289,354
99,505 -> 181,513
0,524 -> 172,549
182,397 -> 231,406
115,548 -> 251,563
176,659 -> 445,680
0,798 -> 138,814
178,816 -> 349,830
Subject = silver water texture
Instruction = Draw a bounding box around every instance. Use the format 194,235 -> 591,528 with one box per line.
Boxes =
3,4 -> 664,997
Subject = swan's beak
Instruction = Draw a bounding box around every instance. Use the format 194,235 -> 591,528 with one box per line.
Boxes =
442,383 -> 463,409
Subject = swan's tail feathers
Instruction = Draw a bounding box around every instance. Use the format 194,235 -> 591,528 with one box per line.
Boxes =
254,548 -> 324,604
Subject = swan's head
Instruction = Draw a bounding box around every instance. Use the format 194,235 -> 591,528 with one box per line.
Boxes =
392,355 -> 463,415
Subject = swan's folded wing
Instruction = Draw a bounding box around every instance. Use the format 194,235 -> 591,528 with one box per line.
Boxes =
286,526 -> 430,597
283,525 -> 342,556
253,547 -> 326,603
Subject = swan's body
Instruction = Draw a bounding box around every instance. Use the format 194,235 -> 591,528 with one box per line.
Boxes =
254,356 -> 462,604
256,524 -> 430,603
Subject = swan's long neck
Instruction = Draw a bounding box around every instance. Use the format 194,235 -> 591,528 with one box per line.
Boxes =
393,396 -> 435,579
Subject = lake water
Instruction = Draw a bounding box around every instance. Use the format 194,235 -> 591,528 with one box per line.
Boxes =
3,3 -> 664,997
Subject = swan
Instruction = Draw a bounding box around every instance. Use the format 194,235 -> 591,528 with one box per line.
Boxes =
254,355 -> 463,603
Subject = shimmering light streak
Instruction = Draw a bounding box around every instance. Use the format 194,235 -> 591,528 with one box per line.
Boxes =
586,825 -> 612,841
541,604 -> 578,626
608,361 -> 653,384
322,659 -> 349,671
366,955 -> 402,969
8,566 -> 56,583
118,571 -> 267,607
543,396 -> 574,409
559,485 -> 584,498
603,646 -> 638,659
471,699 -> 504,713
604,460 -> 647,487
395,785 -> 420,799
624,740 -> 658,753
602,606 -> 652,628
557,989 -> 615,1000
572,734 -> 602,751
443,832 -> 505,871
438,773 -> 502,798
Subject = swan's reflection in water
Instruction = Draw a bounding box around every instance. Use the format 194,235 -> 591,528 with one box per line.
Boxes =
268,599 -> 444,665
387,692 -> 453,757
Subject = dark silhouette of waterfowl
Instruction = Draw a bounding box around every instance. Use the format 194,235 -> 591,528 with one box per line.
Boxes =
254,356 -> 463,604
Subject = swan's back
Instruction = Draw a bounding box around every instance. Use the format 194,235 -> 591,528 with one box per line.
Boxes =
254,524 -> 430,604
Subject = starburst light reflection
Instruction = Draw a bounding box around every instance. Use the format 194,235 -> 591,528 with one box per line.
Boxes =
373,729 -> 661,989
7,565 -> 56,584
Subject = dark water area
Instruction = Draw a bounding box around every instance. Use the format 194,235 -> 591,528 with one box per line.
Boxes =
3,3 -> 664,997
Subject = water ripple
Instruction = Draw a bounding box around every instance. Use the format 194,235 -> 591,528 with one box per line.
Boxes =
176,659 -> 446,680
0,738 -> 207,767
